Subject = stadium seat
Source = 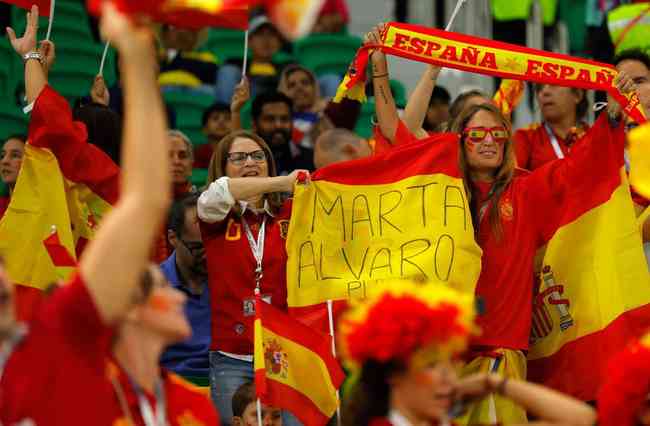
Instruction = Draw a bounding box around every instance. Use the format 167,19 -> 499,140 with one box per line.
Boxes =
12,3 -> 93,45
48,42 -> 107,101
293,34 -> 362,77
0,38 -> 17,99
200,29 -> 246,64
354,100 -> 375,139
191,168 -> 209,189
239,100 -> 253,130
0,102 -> 28,141
163,91 -> 216,146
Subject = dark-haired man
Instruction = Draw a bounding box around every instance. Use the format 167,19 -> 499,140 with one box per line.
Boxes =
160,193 -> 211,379
251,91 -> 314,175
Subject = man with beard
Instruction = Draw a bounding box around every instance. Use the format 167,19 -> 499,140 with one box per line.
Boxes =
161,193 -> 211,379
251,91 -> 314,175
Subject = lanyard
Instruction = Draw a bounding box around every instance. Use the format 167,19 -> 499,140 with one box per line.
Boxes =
242,214 -> 267,289
0,323 -> 28,380
135,380 -> 167,426
544,123 -> 565,160
109,360 -> 167,426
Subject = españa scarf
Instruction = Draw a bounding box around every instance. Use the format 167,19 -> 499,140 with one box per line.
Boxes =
335,22 -> 646,124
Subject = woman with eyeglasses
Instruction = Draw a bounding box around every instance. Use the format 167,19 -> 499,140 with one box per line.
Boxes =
367,23 -> 634,424
198,129 -> 308,425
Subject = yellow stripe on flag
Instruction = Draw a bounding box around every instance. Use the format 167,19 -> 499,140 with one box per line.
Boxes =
0,145 -> 76,288
255,325 -> 339,417
628,122 -> 650,200
285,174 -> 482,308
528,179 -> 650,360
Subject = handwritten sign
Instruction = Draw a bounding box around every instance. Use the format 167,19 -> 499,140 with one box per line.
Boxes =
285,174 -> 482,308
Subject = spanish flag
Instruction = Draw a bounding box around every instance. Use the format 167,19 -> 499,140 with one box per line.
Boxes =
254,293 -> 345,426
1,0 -> 52,16
628,122 -> 650,200
0,86 -> 119,319
493,79 -> 525,118
86,0 -> 249,30
527,115 -> 650,401
333,48 -> 369,103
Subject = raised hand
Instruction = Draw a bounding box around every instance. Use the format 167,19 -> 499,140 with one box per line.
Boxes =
39,40 -> 55,73
90,75 -> 110,106
231,77 -> 250,113
6,4 -> 39,56
99,2 -> 154,57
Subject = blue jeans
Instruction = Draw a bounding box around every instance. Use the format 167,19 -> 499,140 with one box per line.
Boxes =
209,351 -> 303,426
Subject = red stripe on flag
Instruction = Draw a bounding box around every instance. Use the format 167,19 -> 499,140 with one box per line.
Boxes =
289,301 -> 348,335
43,232 -> 76,267
254,367 -> 267,396
259,376 -> 334,426
528,303 -> 650,400
14,285 -> 45,322
313,133 -> 461,185
259,302 -> 346,387
3,0 -> 51,16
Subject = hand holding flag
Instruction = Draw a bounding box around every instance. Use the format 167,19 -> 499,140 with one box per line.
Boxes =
6,4 -> 39,56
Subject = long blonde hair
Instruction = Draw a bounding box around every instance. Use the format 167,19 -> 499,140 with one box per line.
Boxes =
206,130 -> 283,214
451,103 -> 516,240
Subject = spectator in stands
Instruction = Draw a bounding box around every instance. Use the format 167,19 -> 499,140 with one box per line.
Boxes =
312,0 -> 349,33
195,102 -> 232,169
313,128 -> 371,169
232,382 -> 283,426
216,16 -> 287,105
0,4 -> 217,424
251,91 -> 314,174
614,49 -> 650,117
0,135 -> 25,218
170,130 -> 195,195
513,84 -> 588,171
449,89 -> 491,122
198,130 -> 307,425
278,64 -> 328,149
73,76 -> 123,165
160,194 -> 211,379
158,25 -> 219,92
423,86 -> 451,132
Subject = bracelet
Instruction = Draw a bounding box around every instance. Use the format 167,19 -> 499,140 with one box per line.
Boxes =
23,51 -> 43,64
372,73 -> 389,79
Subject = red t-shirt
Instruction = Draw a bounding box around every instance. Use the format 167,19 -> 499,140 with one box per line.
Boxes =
0,272 -> 114,424
105,359 -> 219,426
513,122 -> 588,171
473,113 -> 625,350
1,273 -> 218,425
200,201 -> 292,354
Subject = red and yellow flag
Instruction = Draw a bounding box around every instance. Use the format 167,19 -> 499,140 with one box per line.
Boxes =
336,21 -> 646,123
86,0 -> 249,30
628,121 -> 650,200
1,0 -> 51,16
254,294 -> 345,426
526,115 -> 650,400
286,133 -> 483,324
0,86 -> 119,319
493,79 -> 525,118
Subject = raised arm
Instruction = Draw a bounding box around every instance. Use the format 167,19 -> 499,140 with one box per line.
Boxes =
366,24 -> 400,144
402,65 -> 441,135
78,3 -> 171,324
230,77 -> 250,131
455,373 -> 596,426
7,5 -> 47,103
197,170 -> 307,223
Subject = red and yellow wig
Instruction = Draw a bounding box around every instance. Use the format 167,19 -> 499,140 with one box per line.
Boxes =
337,279 -> 476,371
598,333 -> 650,426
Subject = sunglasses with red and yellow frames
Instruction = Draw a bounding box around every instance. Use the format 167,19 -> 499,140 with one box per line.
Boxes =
462,126 -> 509,145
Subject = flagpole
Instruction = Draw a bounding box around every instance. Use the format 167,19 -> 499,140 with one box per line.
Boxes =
241,29 -> 249,79
445,0 -> 467,32
99,41 -> 110,76
327,300 -> 342,426
256,398 -> 263,426
45,0 -> 56,41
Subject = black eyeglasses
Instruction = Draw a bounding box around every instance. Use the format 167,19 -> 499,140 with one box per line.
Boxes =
227,150 -> 266,166
180,238 -> 204,256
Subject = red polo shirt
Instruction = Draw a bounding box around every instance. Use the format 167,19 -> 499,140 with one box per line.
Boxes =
200,201 -> 292,354
513,122 -> 588,171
